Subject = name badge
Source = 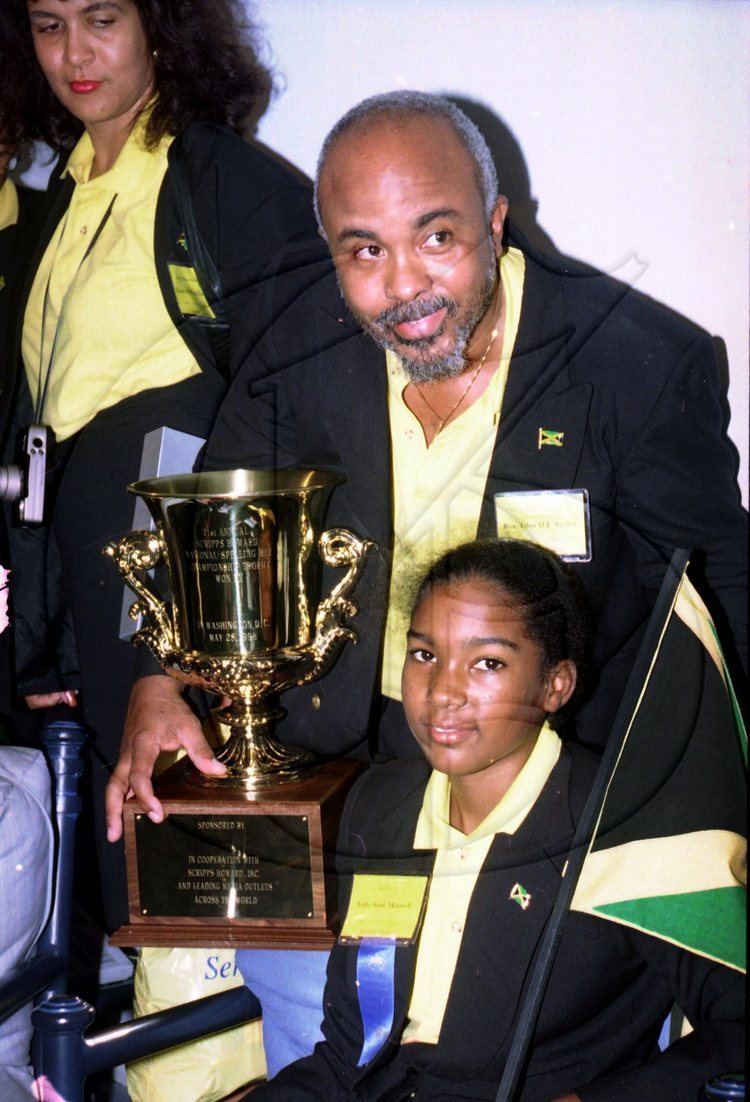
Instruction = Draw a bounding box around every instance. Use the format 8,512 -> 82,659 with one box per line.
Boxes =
494,489 -> 592,562
168,262 -> 216,319
338,874 -> 429,945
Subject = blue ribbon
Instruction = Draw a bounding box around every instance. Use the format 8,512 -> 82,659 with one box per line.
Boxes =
356,940 -> 397,1066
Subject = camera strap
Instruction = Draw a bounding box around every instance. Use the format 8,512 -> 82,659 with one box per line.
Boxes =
34,192 -> 118,425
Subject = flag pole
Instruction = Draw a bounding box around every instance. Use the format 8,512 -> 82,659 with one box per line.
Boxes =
493,549 -> 690,1102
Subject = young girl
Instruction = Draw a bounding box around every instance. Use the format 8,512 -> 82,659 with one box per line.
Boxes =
249,539 -> 743,1101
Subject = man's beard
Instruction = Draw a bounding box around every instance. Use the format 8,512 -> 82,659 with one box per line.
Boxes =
346,260 -> 498,384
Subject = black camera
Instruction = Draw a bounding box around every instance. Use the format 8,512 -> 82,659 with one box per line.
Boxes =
0,424 -> 52,526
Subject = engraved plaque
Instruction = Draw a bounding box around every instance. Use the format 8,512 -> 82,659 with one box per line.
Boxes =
135,813 -> 313,920
114,757 -> 363,950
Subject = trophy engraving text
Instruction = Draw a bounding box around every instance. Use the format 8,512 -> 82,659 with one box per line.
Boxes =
136,812 -> 314,919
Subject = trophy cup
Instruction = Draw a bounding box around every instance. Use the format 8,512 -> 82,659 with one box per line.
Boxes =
106,469 -> 372,948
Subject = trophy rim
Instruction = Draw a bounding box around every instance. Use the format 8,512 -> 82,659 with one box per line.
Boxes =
128,468 -> 345,499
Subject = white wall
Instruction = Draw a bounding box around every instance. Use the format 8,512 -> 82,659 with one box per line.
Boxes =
249,0 -> 749,503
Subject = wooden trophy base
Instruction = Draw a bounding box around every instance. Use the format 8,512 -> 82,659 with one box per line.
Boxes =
111,756 -> 362,950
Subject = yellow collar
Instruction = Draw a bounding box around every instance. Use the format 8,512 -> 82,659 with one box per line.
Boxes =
63,111 -> 168,190
413,722 -> 562,850
0,178 -> 19,232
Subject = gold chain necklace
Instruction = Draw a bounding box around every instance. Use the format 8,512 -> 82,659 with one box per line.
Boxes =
414,324 -> 500,434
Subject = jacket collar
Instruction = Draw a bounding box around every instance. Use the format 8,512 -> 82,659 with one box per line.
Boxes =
477,248 -> 597,534
314,284 -> 392,560
355,749 -> 580,1083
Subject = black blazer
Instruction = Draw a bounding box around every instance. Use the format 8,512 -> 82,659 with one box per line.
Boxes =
0,182 -> 50,712
203,234 -> 748,757
0,182 -> 48,417
250,746 -> 744,1102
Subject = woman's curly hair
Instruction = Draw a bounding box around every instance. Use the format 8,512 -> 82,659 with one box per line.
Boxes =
0,0 -> 272,152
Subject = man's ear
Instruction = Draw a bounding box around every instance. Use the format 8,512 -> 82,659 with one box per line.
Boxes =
489,195 -> 509,253
543,659 -> 577,715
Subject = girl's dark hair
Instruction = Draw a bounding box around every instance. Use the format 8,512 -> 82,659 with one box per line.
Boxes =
413,539 -> 593,729
0,1 -> 272,152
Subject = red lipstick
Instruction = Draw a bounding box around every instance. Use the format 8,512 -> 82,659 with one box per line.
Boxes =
69,81 -> 102,94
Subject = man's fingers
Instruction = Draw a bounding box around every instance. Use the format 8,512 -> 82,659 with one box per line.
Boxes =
105,762 -> 130,843
129,775 -> 165,825
107,677 -> 225,844
181,727 -> 228,775
128,735 -> 167,823
105,774 -> 138,843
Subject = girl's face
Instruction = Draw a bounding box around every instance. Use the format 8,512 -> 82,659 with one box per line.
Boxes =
27,0 -> 153,137
402,580 -> 576,784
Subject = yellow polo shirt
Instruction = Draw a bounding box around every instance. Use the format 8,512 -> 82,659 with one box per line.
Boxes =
0,178 -> 19,232
22,119 -> 200,441
402,723 -> 561,1045
380,246 -> 526,700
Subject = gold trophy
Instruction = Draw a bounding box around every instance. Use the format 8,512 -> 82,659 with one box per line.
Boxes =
106,469 -> 372,948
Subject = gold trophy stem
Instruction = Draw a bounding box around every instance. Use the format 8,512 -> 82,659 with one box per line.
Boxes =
183,697 -> 318,791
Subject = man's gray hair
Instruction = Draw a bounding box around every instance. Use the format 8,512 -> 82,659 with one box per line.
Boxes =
313,90 -> 499,233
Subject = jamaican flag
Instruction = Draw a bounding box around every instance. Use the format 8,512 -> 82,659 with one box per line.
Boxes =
495,551 -> 746,1102
569,562 -> 746,971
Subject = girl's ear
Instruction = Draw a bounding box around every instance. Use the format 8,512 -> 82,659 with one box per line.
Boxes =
543,660 -> 577,715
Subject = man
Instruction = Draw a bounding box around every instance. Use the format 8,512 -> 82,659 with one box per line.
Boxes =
106,89 -> 747,832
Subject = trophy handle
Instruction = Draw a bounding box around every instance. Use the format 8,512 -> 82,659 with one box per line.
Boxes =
304,527 -> 373,675
104,530 -> 175,653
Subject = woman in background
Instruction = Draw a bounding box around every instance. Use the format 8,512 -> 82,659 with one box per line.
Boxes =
0,0 -> 317,929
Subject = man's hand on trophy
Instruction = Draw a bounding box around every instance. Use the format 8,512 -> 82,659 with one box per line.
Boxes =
105,675 -> 227,842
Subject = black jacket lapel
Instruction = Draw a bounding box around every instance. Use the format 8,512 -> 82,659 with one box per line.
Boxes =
431,751 -> 578,1077
478,253 -> 593,537
319,332 -> 391,555
313,303 -> 393,620
352,782 -> 436,1083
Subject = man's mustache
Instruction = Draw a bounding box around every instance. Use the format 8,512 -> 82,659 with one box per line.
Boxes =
374,295 -> 458,328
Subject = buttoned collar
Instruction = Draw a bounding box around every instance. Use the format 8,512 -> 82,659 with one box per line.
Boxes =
0,178 -> 18,232
62,110 -> 169,190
